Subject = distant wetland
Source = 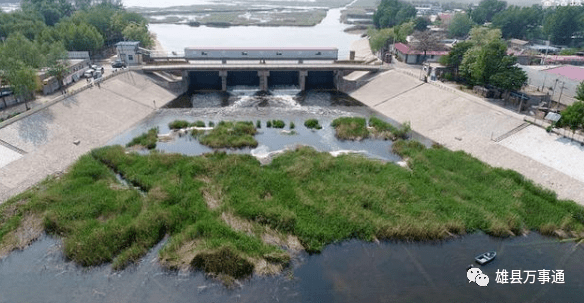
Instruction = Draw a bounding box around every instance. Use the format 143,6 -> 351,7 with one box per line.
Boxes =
127,0 -> 375,27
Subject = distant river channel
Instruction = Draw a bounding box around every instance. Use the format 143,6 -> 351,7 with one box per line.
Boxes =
148,2 -> 361,59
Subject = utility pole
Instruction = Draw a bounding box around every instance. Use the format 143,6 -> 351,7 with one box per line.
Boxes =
556,81 -> 565,111
549,79 -> 558,108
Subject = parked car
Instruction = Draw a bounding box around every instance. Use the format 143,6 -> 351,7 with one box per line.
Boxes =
83,69 -> 95,78
111,60 -> 126,68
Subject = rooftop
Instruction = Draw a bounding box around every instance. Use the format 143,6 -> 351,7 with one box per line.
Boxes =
544,64 -> 584,81
394,43 -> 449,56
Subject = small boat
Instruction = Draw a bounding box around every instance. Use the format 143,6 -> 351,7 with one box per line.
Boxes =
475,251 -> 496,265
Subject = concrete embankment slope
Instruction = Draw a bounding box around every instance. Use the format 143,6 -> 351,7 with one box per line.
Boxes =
351,70 -> 584,204
0,72 -> 179,203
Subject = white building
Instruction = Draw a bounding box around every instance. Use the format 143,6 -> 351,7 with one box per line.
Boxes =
115,41 -> 141,66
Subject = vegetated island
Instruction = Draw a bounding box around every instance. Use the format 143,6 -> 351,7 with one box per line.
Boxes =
1,127 -> 584,285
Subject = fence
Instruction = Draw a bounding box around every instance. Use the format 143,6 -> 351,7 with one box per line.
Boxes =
524,116 -> 584,145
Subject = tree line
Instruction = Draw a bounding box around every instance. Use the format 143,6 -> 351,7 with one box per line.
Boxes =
372,0 -> 584,46
0,0 -> 154,105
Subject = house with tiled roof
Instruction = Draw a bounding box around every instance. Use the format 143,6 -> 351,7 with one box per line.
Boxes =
393,42 -> 449,64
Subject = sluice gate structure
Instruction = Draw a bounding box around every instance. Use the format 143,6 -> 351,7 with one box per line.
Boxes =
140,47 -> 388,92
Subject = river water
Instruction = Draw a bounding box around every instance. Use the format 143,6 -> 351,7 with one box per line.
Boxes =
148,1 -> 362,59
1,233 -> 583,302
2,1 -> 584,301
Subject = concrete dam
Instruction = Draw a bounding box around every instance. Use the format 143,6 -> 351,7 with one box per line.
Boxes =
140,47 -> 387,92
187,70 -> 336,91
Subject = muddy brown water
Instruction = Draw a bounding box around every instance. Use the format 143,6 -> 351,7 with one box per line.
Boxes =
2,89 -> 583,302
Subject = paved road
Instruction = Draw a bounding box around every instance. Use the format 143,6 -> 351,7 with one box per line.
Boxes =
0,56 -> 126,121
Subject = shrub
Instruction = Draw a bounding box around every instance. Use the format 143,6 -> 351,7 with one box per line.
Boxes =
198,121 -> 258,148
369,117 -> 410,140
256,120 -> 261,128
331,117 -> 368,140
266,120 -> 272,128
271,120 -> 285,128
304,119 -> 322,129
126,128 -> 159,149
193,120 -> 206,127
168,120 -> 190,130
191,246 -> 254,279
209,121 -> 215,127
290,122 -> 295,129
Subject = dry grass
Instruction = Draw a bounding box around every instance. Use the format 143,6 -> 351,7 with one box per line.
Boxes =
0,213 -> 44,259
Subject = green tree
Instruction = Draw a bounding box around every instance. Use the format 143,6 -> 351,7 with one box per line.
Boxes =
69,3 -> 120,46
471,0 -> 507,24
491,5 -> 543,40
556,101 -> 584,131
46,42 -> 69,87
543,6 -> 584,45
394,21 -> 414,42
0,11 -> 46,40
373,0 -> 417,28
457,28 -> 527,90
21,0 -> 74,26
439,41 -> 473,77
110,11 -> 148,37
368,27 -> 395,52
0,33 -> 45,68
575,81 -> 584,101
489,56 -> 528,91
122,22 -> 153,49
448,13 -> 473,38
56,20 -> 104,52
413,17 -> 431,31
1,59 -> 39,109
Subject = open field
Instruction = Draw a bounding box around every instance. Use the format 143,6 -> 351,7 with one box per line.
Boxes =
2,140 -> 583,281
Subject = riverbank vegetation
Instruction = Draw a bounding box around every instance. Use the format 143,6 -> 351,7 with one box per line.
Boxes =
198,121 -> 258,148
2,140 -> 584,282
332,116 -> 411,140
126,127 -> 158,149
3,141 -> 584,280
304,118 -> 322,130
332,117 -> 369,140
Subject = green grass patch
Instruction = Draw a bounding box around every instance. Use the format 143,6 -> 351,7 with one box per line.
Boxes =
3,140 -> 584,281
270,120 -> 285,128
193,120 -> 206,128
304,119 -> 322,130
331,117 -> 368,140
126,128 -> 158,150
168,120 -> 190,130
198,121 -> 258,148
369,116 -> 411,140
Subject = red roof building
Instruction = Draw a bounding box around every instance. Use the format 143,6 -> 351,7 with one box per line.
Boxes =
393,43 -> 449,64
